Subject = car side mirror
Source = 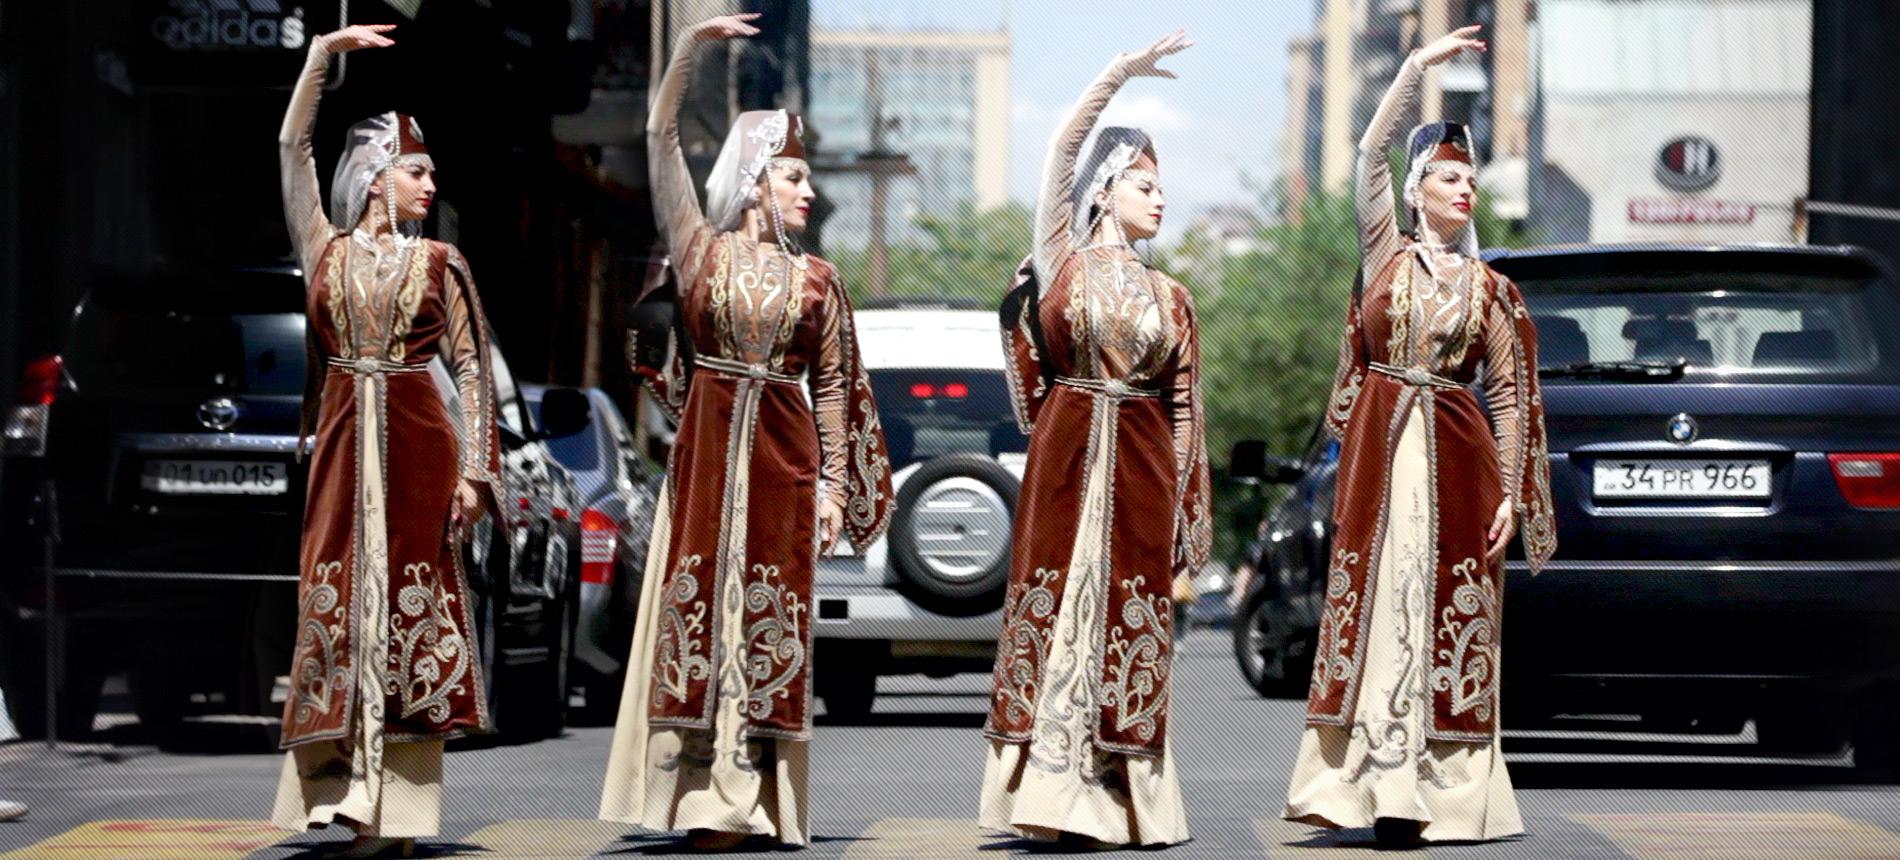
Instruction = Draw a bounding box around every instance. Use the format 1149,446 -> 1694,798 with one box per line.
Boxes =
1229,440 -> 1269,482
1261,455 -> 1307,485
536,387 -> 592,440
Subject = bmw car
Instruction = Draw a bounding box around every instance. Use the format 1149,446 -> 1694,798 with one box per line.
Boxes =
1232,243 -> 1900,771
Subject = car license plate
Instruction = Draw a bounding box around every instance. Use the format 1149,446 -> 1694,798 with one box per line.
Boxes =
1592,459 -> 1771,499
141,460 -> 288,495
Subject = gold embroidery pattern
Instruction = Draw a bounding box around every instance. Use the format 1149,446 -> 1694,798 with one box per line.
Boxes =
652,553 -> 712,706
1386,259 -> 1412,362
383,245 -> 433,361
323,243 -> 349,357
992,567 -> 1061,728
742,562 -> 807,720
1311,547 -> 1363,690
1103,577 -> 1169,744
391,562 -> 475,724
288,560 -> 349,733
1430,557 -> 1500,723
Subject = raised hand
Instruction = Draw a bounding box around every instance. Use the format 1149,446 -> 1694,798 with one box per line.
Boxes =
1117,29 -> 1193,79
690,12 -> 762,43
316,24 -> 397,54
1416,25 -> 1486,68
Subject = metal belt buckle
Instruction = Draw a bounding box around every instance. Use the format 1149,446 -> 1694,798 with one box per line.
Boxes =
1404,367 -> 1431,387
747,364 -> 768,380
354,357 -> 381,374
1101,379 -> 1128,398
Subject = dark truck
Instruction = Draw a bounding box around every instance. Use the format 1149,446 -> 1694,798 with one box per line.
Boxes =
1231,243 -> 1900,771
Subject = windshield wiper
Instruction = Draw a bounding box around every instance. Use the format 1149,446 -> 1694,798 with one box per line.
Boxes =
1539,358 -> 1688,381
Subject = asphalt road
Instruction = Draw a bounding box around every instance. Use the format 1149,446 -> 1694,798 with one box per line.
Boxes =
3,629 -> 1899,859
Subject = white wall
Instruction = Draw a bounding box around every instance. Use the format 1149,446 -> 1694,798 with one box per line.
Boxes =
1538,0 -> 1811,243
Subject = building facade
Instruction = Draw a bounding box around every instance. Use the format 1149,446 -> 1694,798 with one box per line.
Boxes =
1531,0 -> 1811,244
806,27 -> 1010,250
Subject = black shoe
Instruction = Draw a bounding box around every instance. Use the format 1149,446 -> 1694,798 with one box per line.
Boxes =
1373,818 -> 1424,849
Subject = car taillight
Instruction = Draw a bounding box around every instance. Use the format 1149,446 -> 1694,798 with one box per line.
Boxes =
580,508 -> 618,585
909,381 -> 968,399
4,354 -> 61,456
1829,453 -> 1900,509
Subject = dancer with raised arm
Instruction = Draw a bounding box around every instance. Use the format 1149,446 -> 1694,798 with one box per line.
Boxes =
271,24 -> 500,860
598,13 -> 893,851
981,30 -> 1210,849
1281,25 -> 1557,848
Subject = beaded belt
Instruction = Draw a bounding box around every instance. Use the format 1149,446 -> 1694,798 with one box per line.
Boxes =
1054,376 -> 1160,399
695,354 -> 800,385
327,356 -> 430,374
1369,362 -> 1461,389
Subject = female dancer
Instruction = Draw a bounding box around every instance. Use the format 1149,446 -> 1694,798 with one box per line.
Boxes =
598,13 -> 893,851
1282,25 -> 1557,847
982,31 -> 1210,849
271,24 -> 499,860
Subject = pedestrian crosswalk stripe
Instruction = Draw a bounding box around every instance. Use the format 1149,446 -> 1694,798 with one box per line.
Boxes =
841,818 -> 995,859
459,818 -> 627,859
1254,817 -> 1407,857
1573,812 -> 1900,860
0,820 -> 280,860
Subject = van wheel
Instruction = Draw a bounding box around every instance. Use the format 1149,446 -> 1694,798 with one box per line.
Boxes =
816,670 -> 877,722
889,454 -> 1017,616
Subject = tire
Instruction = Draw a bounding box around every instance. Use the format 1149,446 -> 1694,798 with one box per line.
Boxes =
574,665 -> 626,727
1757,689 -> 1848,755
1853,683 -> 1900,775
1232,584 -> 1310,699
3,621 -> 108,740
889,454 -> 1017,616
512,535 -> 576,742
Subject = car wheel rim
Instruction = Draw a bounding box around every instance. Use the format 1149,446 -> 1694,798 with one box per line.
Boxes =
1245,608 -> 1272,678
907,476 -> 1011,582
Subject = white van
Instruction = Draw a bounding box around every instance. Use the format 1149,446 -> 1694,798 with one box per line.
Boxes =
811,298 -> 1027,718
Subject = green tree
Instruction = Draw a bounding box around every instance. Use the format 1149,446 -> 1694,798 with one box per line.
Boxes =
830,201 -> 1033,301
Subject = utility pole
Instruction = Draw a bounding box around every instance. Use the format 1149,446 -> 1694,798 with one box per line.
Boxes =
867,50 -> 892,296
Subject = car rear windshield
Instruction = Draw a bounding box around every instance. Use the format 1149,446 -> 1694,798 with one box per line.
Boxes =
868,369 -> 1025,470
1504,252 -> 1900,382
66,270 -> 309,397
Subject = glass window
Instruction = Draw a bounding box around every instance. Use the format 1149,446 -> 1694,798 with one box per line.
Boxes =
1516,265 -> 1900,381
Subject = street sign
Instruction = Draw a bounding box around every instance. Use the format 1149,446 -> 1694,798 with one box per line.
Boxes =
1655,136 -> 1722,192
1628,198 -> 1756,225
132,0 -> 343,89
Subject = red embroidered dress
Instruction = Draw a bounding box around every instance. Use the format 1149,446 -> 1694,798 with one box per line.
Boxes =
272,41 -> 499,840
598,29 -> 892,846
1283,52 -> 1556,842
978,55 -> 1210,847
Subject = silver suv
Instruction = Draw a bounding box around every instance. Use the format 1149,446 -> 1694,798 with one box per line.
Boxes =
812,299 -> 1026,718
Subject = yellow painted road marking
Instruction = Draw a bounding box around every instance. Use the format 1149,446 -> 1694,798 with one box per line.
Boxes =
841,818 -> 995,860
1255,817 -> 1399,857
1574,812 -> 1900,860
460,819 -> 627,859
0,819 -> 281,860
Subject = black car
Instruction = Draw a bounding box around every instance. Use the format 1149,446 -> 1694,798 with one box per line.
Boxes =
1232,243 -> 1900,771
524,384 -> 661,724
0,265 -> 591,743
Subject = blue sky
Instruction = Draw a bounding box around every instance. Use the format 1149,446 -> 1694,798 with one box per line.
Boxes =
813,0 -> 1316,222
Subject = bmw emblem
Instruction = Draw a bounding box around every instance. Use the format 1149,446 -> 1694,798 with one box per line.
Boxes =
197,397 -> 240,431
1666,413 -> 1698,445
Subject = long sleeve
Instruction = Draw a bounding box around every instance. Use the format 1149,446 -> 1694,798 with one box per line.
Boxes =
1164,281 -> 1211,577
281,41 -> 337,276
648,31 -> 713,274
811,273 -> 852,509
444,247 -> 501,487
1479,273 -> 1557,573
1032,58 -> 1133,288
1479,283 -> 1525,510
1355,52 -> 1423,282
